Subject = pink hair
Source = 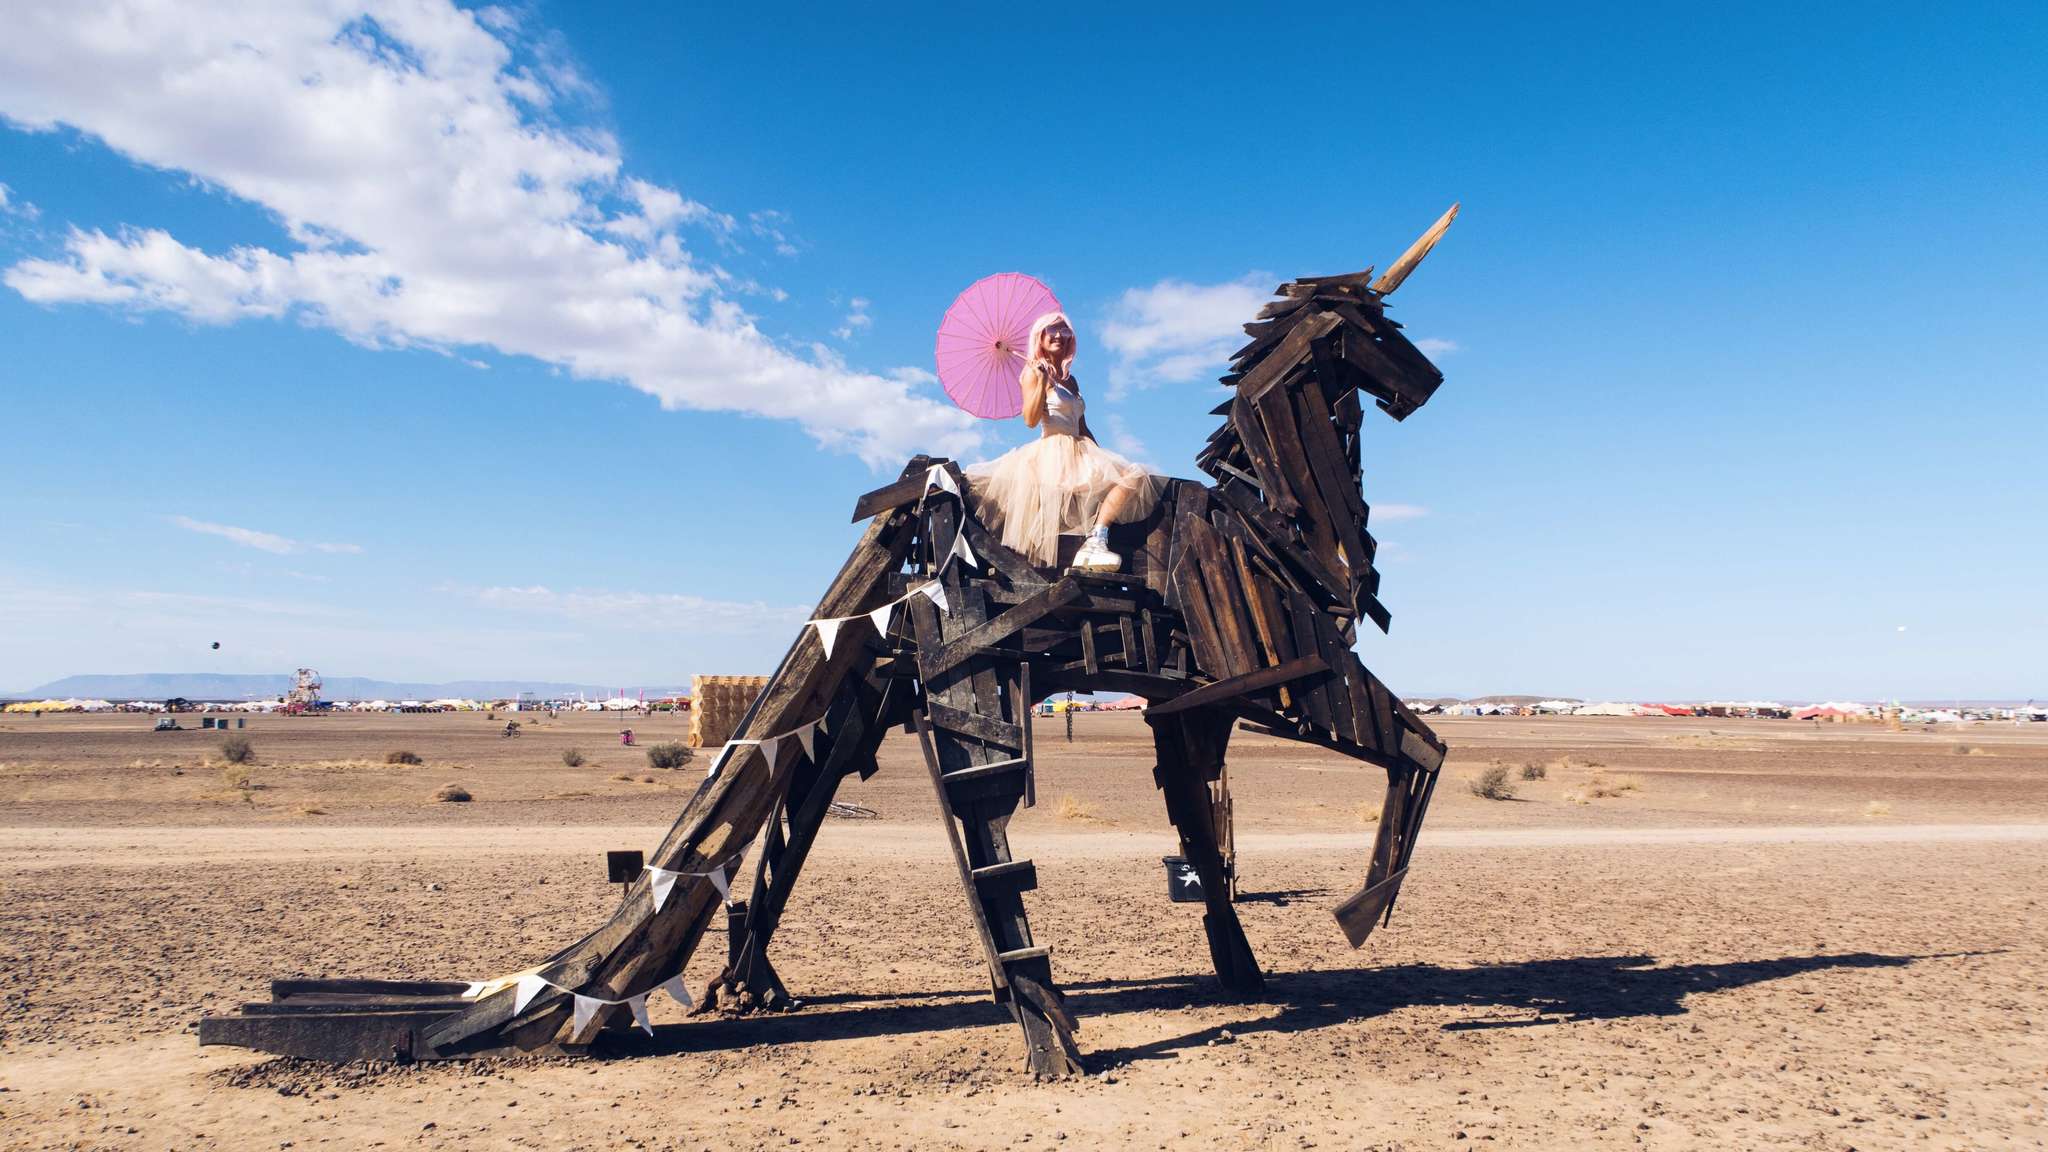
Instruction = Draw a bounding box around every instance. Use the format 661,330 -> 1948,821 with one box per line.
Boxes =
1020,311 -> 1074,387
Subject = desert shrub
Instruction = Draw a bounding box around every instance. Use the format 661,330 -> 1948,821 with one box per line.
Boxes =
562,748 -> 587,768
1355,801 -> 1382,825
433,783 -> 472,803
1468,763 -> 1516,800
1518,760 -> 1547,780
1056,794 -> 1098,822
219,734 -> 255,764
1587,773 -> 1641,798
611,772 -> 635,782
385,750 -> 423,766
219,764 -> 253,792
1863,799 -> 1893,818
646,742 -> 693,771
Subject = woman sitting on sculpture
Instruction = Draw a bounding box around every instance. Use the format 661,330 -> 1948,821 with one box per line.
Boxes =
967,312 -> 1165,572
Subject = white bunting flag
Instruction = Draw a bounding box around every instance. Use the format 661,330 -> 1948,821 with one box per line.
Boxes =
925,464 -> 960,498
627,993 -> 654,1036
647,866 -> 679,912
657,973 -> 694,1010
868,601 -> 895,638
572,993 -> 603,1036
814,617 -> 844,659
513,972 -> 550,1015
795,721 -> 817,762
758,735 -> 782,769
950,528 -> 977,569
461,981 -> 486,999
707,865 -> 731,901
920,580 -> 949,612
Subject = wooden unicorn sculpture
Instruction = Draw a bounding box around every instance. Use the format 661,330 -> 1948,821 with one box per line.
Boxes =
201,206 -> 1459,1076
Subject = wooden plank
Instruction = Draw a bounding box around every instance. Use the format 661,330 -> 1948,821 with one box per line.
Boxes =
926,698 -> 1023,750
1257,381 -> 1347,587
1211,478 -> 1347,607
1078,619 -> 1099,675
1116,614 -> 1137,669
1230,395 -> 1299,515
1293,374 -> 1380,627
1280,589 -> 1332,732
916,578 -> 1081,680
1366,671 -> 1398,758
849,457 -> 940,522
1195,514 -> 1259,679
1239,311 -> 1343,404
960,502 -> 1049,588
1142,654 -> 1329,718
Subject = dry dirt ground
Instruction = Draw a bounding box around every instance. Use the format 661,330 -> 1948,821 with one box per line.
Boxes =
0,710 -> 2043,1150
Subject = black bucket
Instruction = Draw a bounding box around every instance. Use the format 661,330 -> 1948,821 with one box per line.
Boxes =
1162,856 -> 1205,903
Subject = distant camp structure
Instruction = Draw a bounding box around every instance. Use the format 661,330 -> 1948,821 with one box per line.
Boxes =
201,209 -> 1461,1075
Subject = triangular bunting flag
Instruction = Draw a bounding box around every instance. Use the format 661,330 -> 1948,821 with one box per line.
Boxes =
920,580 -> 949,612
795,721 -> 817,762
950,528 -> 977,569
814,617 -> 843,659
925,465 -> 960,497
627,993 -> 654,1036
707,865 -> 731,901
868,600 -> 895,638
657,974 -> 694,1010
647,866 -> 679,912
571,993 -> 602,1036
513,973 -> 550,1016
758,735 -> 782,769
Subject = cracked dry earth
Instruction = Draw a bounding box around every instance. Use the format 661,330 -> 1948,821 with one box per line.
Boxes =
0,711 -> 2043,1150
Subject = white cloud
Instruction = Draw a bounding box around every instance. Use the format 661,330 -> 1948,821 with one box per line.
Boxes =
0,1 -> 976,467
748,210 -> 800,258
1413,338 -> 1459,356
1100,273 -> 1273,400
453,583 -> 808,633
1372,503 -> 1429,522
833,296 -> 871,341
172,515 -> 363,555
1098,413 -> 1159,471
0,182 -> 38,220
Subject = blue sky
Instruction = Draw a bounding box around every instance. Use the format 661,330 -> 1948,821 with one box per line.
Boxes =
1,1 -> 2042,700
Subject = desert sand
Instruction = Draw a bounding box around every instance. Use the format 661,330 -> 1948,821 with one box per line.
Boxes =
1,709 -> 2043,1150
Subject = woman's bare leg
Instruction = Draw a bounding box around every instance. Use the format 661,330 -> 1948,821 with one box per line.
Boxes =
1094,480 -> 1132,529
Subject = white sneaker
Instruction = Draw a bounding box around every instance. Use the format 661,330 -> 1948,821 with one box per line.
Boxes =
1071,538 -> 1122,572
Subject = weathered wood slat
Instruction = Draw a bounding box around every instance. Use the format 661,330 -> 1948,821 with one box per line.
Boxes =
927,698 -> 1024,749
1142,654 -> 1329,718
917,578 -> 1081,680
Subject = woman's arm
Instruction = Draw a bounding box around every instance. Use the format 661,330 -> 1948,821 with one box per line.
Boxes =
1021,364 -> 1047,429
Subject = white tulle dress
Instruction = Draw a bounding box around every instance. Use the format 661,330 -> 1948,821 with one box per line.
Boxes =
966,374 -> 1165,567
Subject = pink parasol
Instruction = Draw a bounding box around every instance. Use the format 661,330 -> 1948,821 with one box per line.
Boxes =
934,272 -> 1063,419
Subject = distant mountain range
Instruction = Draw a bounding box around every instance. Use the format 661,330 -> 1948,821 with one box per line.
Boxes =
7,673 -> 690,702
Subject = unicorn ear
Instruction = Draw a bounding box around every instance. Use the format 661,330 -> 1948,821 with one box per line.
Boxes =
1372,203 -> 1459,296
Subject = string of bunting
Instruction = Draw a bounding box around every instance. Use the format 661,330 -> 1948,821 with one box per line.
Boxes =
459,970 -> 696,1037
697,466 -> 973,784
448,469 -> 976,1045
807,464 -> 973,661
